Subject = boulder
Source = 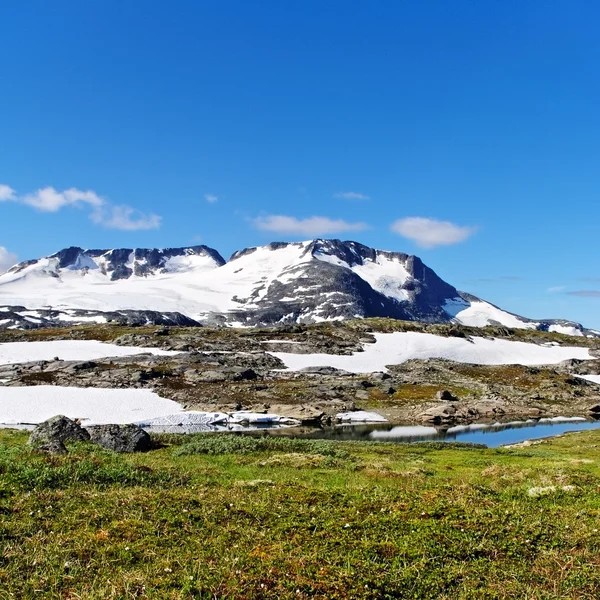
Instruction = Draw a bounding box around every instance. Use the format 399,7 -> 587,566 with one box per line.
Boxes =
298,366 -> 351,376
28,415 -> 90,449
436,390 -> 458,402
36,439 -> 68,454
85,424 -> 151,452
267,404 -> 325,424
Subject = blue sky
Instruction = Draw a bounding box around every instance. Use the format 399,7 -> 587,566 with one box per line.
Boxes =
1,1 -> 600,326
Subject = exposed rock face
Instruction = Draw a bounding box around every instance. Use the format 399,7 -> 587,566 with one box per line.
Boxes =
28,415 -> 90,450
226,239 -> 462,326
0,306 -> 202,330
32,245 -> 226,279
85,424 -> 151,453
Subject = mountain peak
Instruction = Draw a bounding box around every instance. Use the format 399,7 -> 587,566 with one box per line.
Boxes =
0,239 -> 594,335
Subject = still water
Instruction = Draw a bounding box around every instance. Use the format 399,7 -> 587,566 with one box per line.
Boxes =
140,416 -> 600,448
287,417 -> 600,448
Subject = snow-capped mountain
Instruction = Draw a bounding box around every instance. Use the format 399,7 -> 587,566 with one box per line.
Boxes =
0,239 -> 593,335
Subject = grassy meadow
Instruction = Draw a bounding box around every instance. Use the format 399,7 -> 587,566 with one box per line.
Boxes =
1,429 -> 600,599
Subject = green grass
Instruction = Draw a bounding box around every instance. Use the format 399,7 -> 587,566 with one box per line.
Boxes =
3,429 -> 600,598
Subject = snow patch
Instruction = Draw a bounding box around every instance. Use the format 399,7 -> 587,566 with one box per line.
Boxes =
271,332 -> 592,373
0,386 -> 184,425
336,411 -> 387,423
0,340 -> 180,366
549,324 -> 584,337
448,299 -> 539,330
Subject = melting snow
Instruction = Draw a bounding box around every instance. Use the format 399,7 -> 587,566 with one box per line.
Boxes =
0,340 -> 180,366
271,332 -> 592,373
336,411 -> 387,423
549,324 -> 583,337
578,375 -> 600,385
0,386 -> 184,425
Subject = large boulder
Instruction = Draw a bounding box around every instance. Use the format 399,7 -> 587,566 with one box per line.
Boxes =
85,424 -> 151,453
28,415 -> 90,451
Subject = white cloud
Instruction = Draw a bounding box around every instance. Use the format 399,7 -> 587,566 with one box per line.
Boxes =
0,246 -> 18,274
90,205 -> 162,231
333,191 -> 370,201
548,286 -> 566,293
23,187 -> 104,212
253,215 -> 369,237
0,185 -> 16,202
204,194 -> 218,203
390,217 -> 477,248
1,183 -> 161,231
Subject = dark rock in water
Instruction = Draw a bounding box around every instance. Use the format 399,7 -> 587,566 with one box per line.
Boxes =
436,390 -> 459,402
86,424 -> 151,453
28,415 -> 90,449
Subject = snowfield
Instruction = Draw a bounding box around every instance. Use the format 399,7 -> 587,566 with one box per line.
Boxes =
445,298 -> 540,329
0,386 -> 185,425
271,332 -> 593,373
0,340 -> 180,366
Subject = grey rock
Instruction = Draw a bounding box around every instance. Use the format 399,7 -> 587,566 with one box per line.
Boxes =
266,404 -> 325,424
28,415 -> 90,448
419,404 -> 457,424
36,439 -> 68,454
86,423 -> 151,452
298,366 -> 351,376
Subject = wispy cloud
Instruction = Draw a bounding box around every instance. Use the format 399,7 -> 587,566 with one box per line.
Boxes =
0,185 -> 16,202
390,217 -> 477,248
548,285 -> 566,293
577,276 -> 600,283
565,290 -> 600,298
90,204 -> 162,231
253,215 -> 369,237
0,246 -> 18,274
0,183 -> 161,231
204,193 -> 218,203
333,191 -> 370,201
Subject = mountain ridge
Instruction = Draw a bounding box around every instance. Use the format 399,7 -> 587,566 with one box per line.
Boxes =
0,239 -> 595,335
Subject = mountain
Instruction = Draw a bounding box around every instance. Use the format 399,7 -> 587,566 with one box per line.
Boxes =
0,239 -> 594,335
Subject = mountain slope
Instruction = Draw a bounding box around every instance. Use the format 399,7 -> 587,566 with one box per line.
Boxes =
0,239 -> 594,334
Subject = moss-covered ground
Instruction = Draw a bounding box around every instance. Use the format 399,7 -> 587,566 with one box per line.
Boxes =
2,429 -> 600,598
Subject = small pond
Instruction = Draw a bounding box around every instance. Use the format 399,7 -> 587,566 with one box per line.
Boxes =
282,417 -> 600,448
139,416 -> 600,448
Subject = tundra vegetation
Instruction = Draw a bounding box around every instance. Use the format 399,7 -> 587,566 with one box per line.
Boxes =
2,428 -> 600,598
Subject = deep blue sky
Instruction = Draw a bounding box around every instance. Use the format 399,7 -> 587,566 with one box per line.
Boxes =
2,1 -> 600,326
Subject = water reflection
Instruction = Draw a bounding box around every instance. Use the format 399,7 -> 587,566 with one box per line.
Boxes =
283,417 -> 600,447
